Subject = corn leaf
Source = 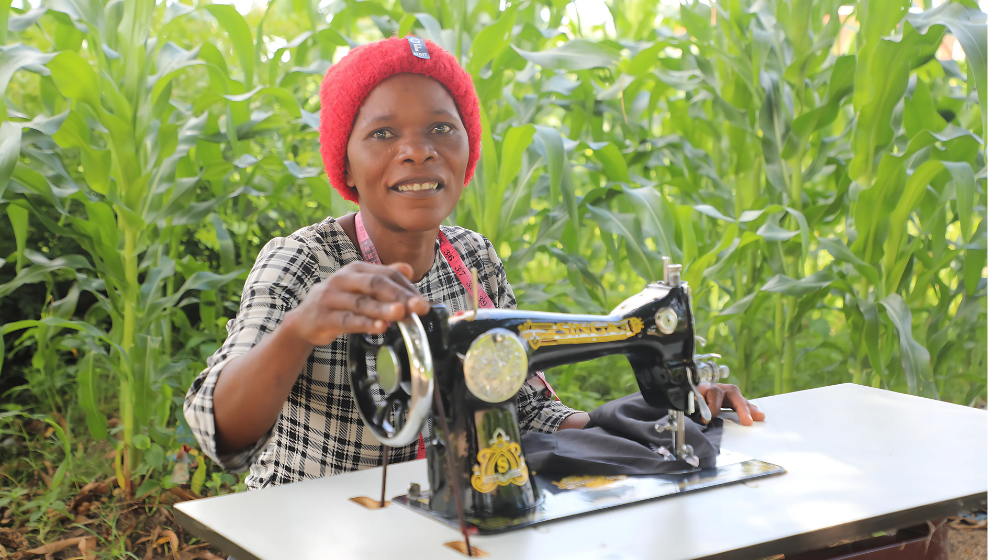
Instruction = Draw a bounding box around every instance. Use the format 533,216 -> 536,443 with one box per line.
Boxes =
761,270 -> 836,296
880,294 -> 936,398
512,40 -> 620,71
205,5 -> 256,89
77,353 -> 109,441
0,123 -> 21,201
908,3 -> 988,139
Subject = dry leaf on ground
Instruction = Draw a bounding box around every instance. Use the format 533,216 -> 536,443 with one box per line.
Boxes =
156,529 -> 180,559
69,481 -> 112,513
0,528 -> 29,550
77,536 -> 97,560
168,487 -> 201,502
141,526 -> 162,560
157,507 -> 174,523
949,512 -> 988,531
179,551 -> 225,560
25,536 -> 87,555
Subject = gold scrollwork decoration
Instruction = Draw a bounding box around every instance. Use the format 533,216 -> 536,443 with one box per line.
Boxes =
517,318 -> 645,350
471,428 -> 530,493
552,475 -> 629,490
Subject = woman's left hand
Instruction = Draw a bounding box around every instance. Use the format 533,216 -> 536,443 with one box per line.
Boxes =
557,412 -> 591,430
697,383 -> 765,426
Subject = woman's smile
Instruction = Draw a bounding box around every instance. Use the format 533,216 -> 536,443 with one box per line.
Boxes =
390,175 -> 446,198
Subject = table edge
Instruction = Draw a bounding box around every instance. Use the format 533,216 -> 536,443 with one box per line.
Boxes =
174,504 -> 262,560
697,491 -> 988,560
173,491 -> 987,560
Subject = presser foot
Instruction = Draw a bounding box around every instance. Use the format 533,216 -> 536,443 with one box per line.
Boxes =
654,410 -> 701,468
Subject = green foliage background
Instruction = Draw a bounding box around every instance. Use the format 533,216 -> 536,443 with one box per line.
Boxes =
0,0 -> 987,527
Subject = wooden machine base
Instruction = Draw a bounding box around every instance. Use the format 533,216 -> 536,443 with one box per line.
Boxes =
444,541 -> 489,557
348,496 -> 390,510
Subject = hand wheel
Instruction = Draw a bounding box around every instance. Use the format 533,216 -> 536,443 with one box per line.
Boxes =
348,312 -> 434,447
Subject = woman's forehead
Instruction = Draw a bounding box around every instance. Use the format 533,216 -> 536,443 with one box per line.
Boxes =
355,73 -> 460,124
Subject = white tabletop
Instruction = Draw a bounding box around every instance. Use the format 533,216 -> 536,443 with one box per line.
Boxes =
175,384 -> 987,560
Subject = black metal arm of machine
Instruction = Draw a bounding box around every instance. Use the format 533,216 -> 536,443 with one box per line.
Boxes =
348,260 -> 730,518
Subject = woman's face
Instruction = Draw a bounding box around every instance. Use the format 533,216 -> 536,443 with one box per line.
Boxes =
345,73 -> 470,232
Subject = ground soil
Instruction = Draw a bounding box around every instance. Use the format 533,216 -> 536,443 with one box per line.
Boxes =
760,518 -> 987,560
948,527 -> 987,559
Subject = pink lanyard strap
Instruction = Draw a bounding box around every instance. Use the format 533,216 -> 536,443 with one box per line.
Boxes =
353,213 -> 559,403
355,212 -> 495,308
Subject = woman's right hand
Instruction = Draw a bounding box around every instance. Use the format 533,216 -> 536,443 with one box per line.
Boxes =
285,261 -> 430,347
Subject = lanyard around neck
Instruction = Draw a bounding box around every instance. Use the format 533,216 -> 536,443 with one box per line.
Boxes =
353,212 -> 496,310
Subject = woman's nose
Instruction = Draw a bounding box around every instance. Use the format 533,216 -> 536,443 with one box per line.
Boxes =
395,133 -> 437,164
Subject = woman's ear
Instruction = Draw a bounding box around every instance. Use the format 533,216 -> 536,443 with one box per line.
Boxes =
344,159 -> 355,188
344,160 -> 361,200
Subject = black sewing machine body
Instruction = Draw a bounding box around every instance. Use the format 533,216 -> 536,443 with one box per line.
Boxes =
349,270 -> 748,520
424,281 -> 699,517
450,282 -> 699,407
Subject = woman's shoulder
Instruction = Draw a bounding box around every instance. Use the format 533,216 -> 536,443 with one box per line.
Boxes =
287,217 -> 351,248
439,225 -> 496,259
255,217 -> 358,268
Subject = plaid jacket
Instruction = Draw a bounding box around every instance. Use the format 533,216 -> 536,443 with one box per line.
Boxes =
183,217 -> 579,490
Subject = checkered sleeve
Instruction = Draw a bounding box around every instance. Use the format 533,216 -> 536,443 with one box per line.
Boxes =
515,385 -> 579,433
481,237 -> 516,310
183,236 -> 318,472
481,237 -> 581,434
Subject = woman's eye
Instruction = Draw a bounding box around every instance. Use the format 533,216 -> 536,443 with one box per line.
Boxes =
432,123 -> 454,134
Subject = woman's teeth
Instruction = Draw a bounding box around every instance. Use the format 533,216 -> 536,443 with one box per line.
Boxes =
394,182 -> 440,192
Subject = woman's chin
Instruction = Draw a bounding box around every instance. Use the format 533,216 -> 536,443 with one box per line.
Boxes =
381,202 -> 455,230
390,211 -> 453,233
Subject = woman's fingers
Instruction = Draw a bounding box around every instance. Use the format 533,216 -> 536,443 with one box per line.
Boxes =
699,384 -> 725,419
388,261 -> 415,282
406,295 -> 430,315
386,263 -> 430,314
335,263 -> 429,312
730,398 -> 755,426
326,292 -> 406,322
324,310 -> 387,334
290,262 -> 433,346
722,385 -> 760,426
697,383 -> 765,426
317,262 -> 430,335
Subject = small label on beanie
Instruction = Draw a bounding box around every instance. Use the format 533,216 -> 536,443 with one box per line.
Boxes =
407,36 -> 430,59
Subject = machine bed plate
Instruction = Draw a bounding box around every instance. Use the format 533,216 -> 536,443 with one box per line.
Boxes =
393,450 -> 785,535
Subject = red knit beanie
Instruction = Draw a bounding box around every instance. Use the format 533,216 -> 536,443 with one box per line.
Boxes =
318,37 -> 482,204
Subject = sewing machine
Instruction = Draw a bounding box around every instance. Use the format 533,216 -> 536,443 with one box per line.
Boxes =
346,259 -> 784,534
